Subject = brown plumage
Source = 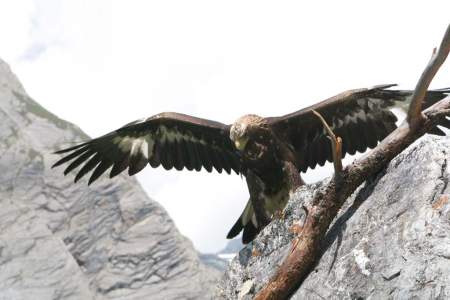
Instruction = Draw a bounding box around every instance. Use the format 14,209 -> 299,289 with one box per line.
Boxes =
53,85 -> 450,243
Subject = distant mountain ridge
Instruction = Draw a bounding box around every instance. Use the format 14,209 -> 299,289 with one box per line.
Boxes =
0,58 -> 219,300
199,238 -> 244,272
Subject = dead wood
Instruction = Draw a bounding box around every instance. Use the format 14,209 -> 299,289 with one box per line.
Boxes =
254,23 -> 450,300
312,109 -> 343,178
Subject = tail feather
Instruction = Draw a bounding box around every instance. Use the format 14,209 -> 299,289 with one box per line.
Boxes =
226,217 -> 243,239
242,222 -> 259,244
226,200 -> 260,243
226,214 -> 260,244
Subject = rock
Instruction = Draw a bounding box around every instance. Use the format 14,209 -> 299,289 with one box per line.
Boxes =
0,200 -> 93,300
0,58 -> 219,300
217,135 -> 450,299
200,239 -> 244,272
237,279 -> 254,300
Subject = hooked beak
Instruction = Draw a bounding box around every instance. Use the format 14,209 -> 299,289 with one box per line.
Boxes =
234,138 -> 248,151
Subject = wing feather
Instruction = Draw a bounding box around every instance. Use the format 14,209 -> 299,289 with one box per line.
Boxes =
218,151 -> 231,174
53,112 -> 241,184
269,85 -> 449,171
364,117 -> 378,149
149,140 -> 162,168
89,160 -> 114,185
54,141 -> 89,154
197,143 -> 213,172
110,155 -> 130,178
175,139 -> 189,171
312,135 -> 323,169
440,118 -> 450,128
52,146 -> 91,168
185,140 -> 200,171
74,153 -> 102,183
128,152 -> 148,176
211,150 -> 223,173
318,136 -> 330,166
63,150 -> 95,175
160,139 -> 174,170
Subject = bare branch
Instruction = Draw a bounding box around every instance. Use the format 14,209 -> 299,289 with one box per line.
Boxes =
407,24 -> 450,126
254,24 -> 450,300
312,110 -> 343,176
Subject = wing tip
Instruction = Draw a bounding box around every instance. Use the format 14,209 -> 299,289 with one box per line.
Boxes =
73,173 -> 83,183
53,141 -> 90,154
87,177 -> 97,186
429,126 -> 446,136
51,161 -> 62,169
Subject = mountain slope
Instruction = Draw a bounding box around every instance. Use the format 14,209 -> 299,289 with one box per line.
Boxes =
0,58 -> 219,300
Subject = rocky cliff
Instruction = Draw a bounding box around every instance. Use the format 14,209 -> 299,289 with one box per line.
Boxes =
217,135 -> 450,299
0,59 -> 219,300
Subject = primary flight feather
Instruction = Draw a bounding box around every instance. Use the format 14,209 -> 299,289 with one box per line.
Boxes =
53,85 -> 450,243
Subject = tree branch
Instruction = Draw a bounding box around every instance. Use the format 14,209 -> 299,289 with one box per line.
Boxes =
254,23 -> 450,300
407,25 -> 450,126
312,110 -> 343,177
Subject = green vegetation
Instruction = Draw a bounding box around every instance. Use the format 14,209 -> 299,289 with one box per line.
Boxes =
12,90 -> 90,140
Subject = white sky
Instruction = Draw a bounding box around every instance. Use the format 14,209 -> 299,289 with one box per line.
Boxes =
0,1 -> 449,253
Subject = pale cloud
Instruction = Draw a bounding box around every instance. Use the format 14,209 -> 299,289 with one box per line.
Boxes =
2,0 -> 450,252
0,0 -> 34,62
21,0 -> 64,61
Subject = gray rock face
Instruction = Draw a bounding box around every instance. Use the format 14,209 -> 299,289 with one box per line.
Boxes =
0,58 -> 219,300
217,135 -> 450,299
0,200 -> 93,300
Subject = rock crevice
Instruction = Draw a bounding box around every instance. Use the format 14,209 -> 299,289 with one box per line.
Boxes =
0,58 -> 219,300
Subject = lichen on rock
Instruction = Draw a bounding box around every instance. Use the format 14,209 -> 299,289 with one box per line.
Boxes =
217,135 -> 450,299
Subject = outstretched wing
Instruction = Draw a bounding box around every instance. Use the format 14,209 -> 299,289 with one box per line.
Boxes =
53,112 -> 241,184
268,84 -> 450,172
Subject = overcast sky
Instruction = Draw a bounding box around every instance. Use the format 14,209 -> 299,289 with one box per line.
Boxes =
0,1 -> 449,253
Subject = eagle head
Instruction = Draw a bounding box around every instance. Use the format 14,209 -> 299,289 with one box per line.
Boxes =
230,114 -> 264,151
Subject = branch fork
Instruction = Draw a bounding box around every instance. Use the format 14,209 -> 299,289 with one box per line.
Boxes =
254,23 -> 450,300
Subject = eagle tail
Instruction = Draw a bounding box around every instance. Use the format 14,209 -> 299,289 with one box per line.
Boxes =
242,222 -> 259,244
226,217 -> 243,240
226,200 -> 260,244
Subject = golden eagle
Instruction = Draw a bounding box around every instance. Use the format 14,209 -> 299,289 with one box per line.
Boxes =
53,85 -> 450,243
